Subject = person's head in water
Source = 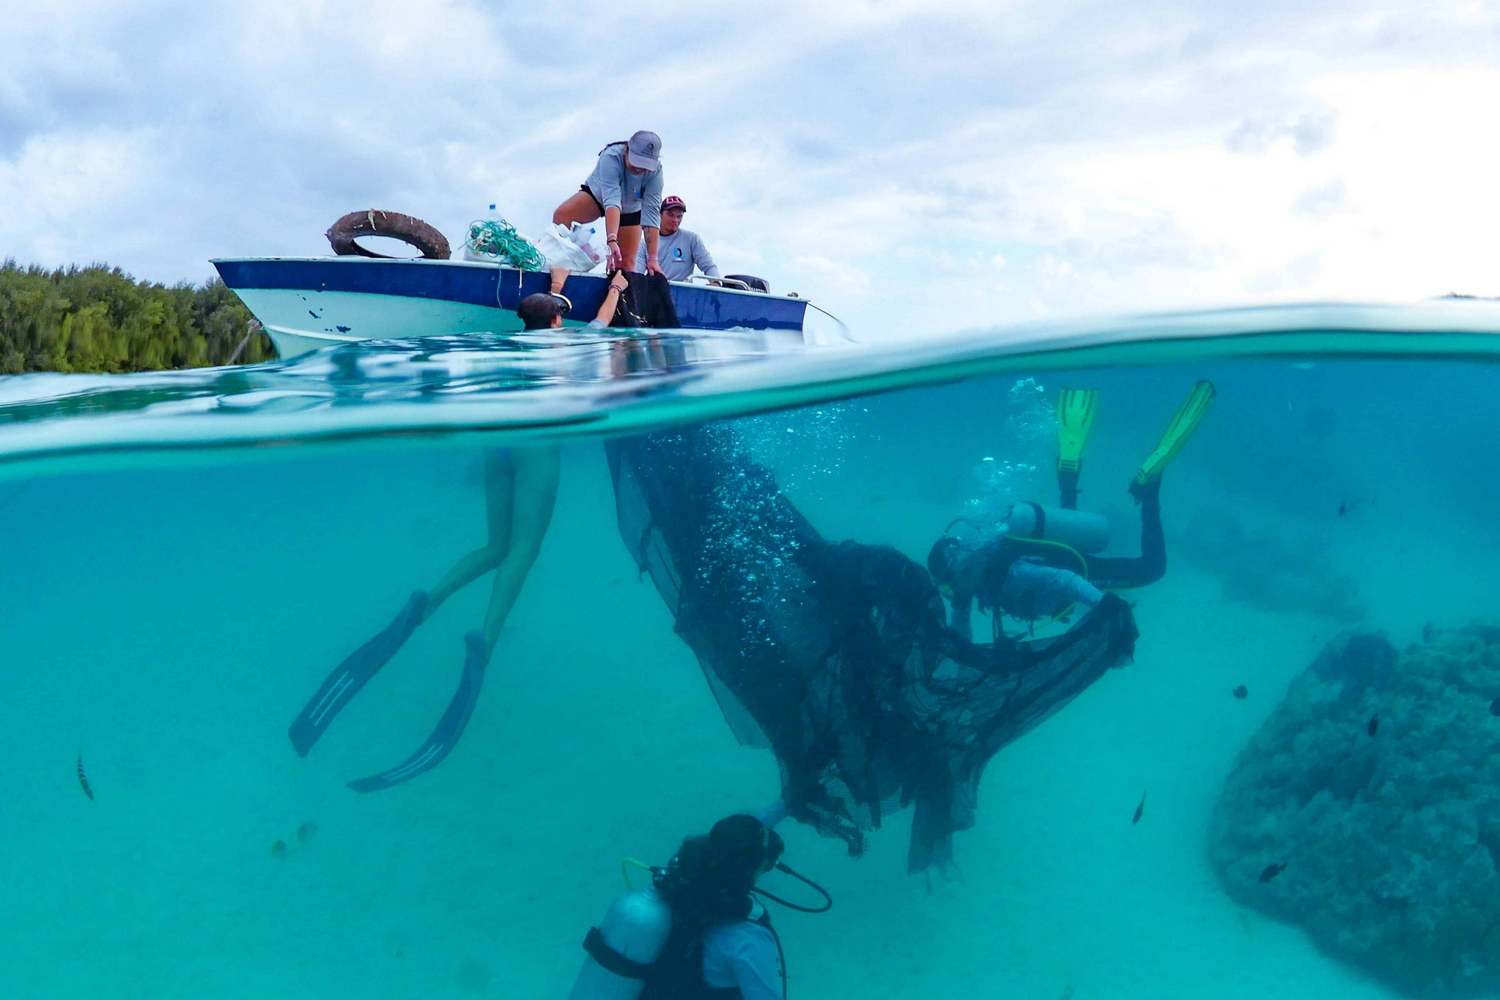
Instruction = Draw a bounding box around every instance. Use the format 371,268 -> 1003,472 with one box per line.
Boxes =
654,814 -> 784,924
517,291 -> 572,330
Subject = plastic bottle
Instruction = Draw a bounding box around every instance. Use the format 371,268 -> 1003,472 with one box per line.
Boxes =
568,222 -> 602,265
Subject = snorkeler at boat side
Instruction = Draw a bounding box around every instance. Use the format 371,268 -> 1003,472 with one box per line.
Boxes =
928,381 -> 1215,639
570,813 -> 829,1000
519,268 -> 633,330
286,285 -> 644,791
286,270 -> 658,791
608,422 -> 1138,873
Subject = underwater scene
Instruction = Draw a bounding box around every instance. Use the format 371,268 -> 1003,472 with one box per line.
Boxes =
4,311 -> 1500,1000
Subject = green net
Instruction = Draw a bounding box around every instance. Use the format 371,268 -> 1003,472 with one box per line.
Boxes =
465,218 -> 546,271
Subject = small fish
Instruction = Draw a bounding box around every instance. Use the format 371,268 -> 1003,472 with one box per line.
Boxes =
76,754 -> 94,801
270,839 -> 288,858
1233,685 -> 1248,700
1259,861 -> 1287,883
296,820 -> 318,844
1491,697 -> 1500,718
1132,792 -> 1146,825
1367,714 -> 1380,737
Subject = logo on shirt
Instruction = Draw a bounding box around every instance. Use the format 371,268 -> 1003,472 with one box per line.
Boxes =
674,248 -> 684,260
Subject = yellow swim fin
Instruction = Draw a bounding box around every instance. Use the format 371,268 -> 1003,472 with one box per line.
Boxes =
1056,388 -> 1099,475
1133,380 -> 1215,487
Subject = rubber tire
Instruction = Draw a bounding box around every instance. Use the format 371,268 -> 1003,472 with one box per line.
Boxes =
325,209 -> 451,260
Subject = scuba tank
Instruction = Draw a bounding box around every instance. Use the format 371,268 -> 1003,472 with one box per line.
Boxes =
1004,501 -> 1110,554
569,887 -> 673,1000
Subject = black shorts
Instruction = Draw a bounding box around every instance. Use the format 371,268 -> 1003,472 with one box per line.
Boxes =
580,184 -> 641,227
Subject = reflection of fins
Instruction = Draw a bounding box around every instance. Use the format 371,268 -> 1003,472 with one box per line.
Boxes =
1133,381 -> 1215,488
1056,388 -> 1099,474
289,591 -> 428,757
347,631 -> 489,793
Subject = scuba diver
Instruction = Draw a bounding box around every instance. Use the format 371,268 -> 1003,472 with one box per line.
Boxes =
927,381 -> 1214,639
570,812 -> 829,1000
608,422 -> 1138,873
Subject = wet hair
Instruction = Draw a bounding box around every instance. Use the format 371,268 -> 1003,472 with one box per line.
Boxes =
517,292 -> 566,331
654,815 -> 781,926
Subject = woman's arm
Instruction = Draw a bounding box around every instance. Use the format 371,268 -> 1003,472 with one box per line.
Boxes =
641,170 -> 665,276
603,207 -> 623,268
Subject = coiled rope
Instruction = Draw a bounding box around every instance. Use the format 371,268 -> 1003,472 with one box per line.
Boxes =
465,218 -> 546,271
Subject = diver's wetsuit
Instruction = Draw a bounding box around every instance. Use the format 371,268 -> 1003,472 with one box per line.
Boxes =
948,477 -> 1166,638
1081,478 -> 1165,589
608,422 -> 1138,873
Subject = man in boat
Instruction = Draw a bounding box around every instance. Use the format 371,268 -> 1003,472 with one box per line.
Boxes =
634,196 -> 721,282
553,130 -> 666,277
927,382 -> 1214,640
283,274 -> 641,792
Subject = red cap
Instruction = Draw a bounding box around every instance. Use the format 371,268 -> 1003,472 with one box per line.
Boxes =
662,195 -> 687,213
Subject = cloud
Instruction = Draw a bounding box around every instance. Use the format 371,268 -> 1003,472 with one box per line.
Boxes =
2,0 -> 1499,337
1226,111 -> 1336,155
1294,180 -> 1347,217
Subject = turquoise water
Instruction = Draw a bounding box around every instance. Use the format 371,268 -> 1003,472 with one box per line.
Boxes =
3,305 -> 1500,999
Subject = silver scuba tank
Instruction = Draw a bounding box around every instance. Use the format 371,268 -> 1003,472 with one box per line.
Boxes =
1005,501 -> 1110,554
568,887 -> 673,1000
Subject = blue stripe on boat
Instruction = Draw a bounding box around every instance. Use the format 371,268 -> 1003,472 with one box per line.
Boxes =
213,259 -> 807,332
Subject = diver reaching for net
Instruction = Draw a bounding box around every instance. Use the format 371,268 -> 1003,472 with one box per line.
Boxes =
608,422 -> 1139,873
927,381 -> 1214,639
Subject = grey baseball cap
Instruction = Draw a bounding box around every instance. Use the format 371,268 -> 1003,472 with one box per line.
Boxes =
627,130 -> 662,171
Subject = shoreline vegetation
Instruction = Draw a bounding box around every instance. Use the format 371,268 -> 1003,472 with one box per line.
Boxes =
0,260 -> 274,374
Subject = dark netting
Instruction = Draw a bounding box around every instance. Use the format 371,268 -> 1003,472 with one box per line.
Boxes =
607,423 -> 1138,873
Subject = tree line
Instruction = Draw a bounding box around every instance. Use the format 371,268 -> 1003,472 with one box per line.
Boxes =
0,261 -> 275,374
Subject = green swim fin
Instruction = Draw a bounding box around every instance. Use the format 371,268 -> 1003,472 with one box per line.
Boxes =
1133,380 -> 1215,488
1056,388 -> 1099,475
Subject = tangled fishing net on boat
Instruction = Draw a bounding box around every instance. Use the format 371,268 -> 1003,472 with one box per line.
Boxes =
464,218 -> 546,270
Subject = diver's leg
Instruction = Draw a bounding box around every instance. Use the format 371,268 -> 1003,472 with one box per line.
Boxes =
1058,469 -> 1081,511
1083,478 -> 1165,589
343,449 -> 554,793
424,449 -> 516,614
479,445 -> 561,651
1055,388 -> 1099,510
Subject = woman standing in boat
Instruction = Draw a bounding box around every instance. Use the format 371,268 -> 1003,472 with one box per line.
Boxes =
552,130 -> 666,278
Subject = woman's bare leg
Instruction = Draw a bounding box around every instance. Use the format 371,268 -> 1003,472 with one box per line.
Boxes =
425,449 -> 516,615
553,191 -> 602,227
616,225 -> 643,273
480,445 -> 560,651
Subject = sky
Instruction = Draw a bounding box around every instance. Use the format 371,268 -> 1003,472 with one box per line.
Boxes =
2,0 -> 1498,337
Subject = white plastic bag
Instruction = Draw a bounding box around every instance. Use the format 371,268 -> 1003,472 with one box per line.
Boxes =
534,224 -> 598,272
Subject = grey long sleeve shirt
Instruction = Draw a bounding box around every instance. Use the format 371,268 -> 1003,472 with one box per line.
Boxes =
583,142 -> 664,229
635,228 -> 721,279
